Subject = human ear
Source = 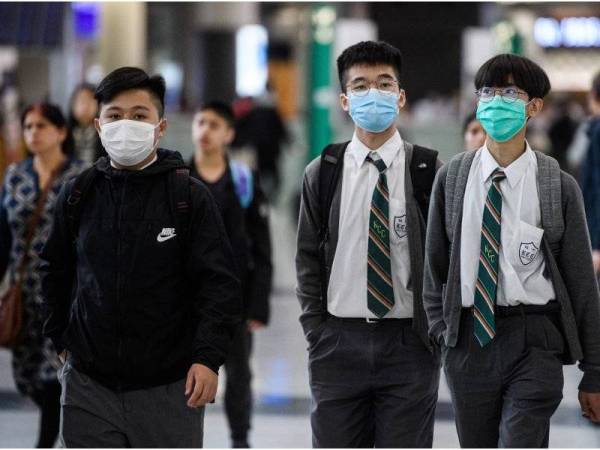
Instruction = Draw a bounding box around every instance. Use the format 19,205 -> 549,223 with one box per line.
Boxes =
340,93 -> 350,112
526,98 -> 544,118
397,89 -> 406,109
157,118 -> 168,138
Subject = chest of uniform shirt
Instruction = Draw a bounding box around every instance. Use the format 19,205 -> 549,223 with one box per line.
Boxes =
461,149 -> 555,306
341,150 -> 407,246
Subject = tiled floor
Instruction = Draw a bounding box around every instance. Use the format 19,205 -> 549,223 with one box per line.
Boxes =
1,167 -> 600,447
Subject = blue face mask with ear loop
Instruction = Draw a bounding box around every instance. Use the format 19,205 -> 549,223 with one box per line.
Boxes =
476,95 -> 531,142
348,89 -> 400,133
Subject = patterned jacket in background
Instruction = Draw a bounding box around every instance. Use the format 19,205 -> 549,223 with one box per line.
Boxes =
0,157 -> 85,396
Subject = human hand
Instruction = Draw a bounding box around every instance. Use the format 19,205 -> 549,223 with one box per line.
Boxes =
579,391 -> 600,423
185,364 -> 218,408
592,251 -> 600,274
59,351 -> 66,364
247,319 -> 266,332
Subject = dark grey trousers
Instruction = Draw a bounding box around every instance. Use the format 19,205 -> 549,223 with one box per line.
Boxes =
444,310 -> 565,448
58,361 -> 205,448
308,318 -> 441,448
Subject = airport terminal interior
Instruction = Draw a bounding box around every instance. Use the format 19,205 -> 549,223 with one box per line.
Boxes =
2,1 -> 600,448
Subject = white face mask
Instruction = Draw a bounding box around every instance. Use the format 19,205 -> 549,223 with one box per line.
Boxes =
99,119 -> 161,167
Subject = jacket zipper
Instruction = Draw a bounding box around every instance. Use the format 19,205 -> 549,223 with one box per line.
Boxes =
115,175 -> 128,391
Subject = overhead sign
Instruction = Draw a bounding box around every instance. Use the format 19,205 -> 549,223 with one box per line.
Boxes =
534,17 -> 600,48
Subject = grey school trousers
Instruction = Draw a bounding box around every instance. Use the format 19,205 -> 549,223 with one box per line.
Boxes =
443,310 -> 564,448
58,360 -> 205,448
308,318 -> 441,448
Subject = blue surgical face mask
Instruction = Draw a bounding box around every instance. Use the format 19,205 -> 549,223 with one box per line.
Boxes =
476,96 -> 528,143
348,89 -> 399,133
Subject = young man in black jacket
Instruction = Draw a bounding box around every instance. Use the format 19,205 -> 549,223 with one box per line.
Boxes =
189,101 -> 272,448
40,67 -> 241,448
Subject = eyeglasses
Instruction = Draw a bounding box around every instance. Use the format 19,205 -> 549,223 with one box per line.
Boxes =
476,86 -> 528,103
346,78 -> 400,97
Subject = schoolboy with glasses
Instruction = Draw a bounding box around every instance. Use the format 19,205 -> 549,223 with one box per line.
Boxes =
296,40 -> 443,448
423,53 -> 600,447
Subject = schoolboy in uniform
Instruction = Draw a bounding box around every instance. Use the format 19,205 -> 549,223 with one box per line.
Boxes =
423,53 -> 600,448
296,41 -> 442,448
190,101 -> 272,448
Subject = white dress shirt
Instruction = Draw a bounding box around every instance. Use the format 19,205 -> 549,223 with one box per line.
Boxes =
460,144 -> 555,307
328,130 -> 414,318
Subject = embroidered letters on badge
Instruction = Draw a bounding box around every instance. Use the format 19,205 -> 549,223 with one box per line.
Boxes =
519,241 -> 538,265
393,215 -> 407,239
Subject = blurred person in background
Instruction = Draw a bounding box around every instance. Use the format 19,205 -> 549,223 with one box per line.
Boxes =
0,71 -> 26,180
582,72 -> 600,276
463,112 -> 486,151
231,85 -> 288,201
547,96 -> 578,174
190,101 -> 272,448
67,83 -> 105,166
0,103 -> 84,448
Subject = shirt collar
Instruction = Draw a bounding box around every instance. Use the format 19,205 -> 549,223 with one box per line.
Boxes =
348,130 -> 403,169
480,141 -> 534,189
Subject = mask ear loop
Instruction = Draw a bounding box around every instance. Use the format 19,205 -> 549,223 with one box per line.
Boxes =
524,99 -> 534,122
146,119 -> 164,155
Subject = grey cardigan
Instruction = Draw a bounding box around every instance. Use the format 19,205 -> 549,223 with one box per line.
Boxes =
423,149 -> 600,391
296,141 -> 441,351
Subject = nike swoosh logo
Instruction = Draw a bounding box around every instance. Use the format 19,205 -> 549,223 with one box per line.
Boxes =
157,234 -> 177,243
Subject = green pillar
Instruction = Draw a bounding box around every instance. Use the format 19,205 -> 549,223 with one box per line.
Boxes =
307,5 -> 336,162
494,21 -> 523,55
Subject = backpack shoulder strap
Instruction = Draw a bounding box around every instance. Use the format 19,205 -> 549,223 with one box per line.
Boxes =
535,151 -> 564,243
229,160 -> 254,209
318,141 -> 350,240
167,167 -> 192,254
410,144 -> 439,222
66,166 -> 99,240
317,141 -> 349,314
444,151 -> 475,238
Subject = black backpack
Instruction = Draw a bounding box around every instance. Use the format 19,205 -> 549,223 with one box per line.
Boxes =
317,141 -> 438,309
65,166 -> 192,251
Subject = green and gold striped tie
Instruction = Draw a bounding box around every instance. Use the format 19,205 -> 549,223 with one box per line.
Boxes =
367,151 -> 394,317
474,168 -> 506,347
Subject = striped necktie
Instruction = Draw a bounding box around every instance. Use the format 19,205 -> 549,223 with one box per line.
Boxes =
366,151 -> 394,317
474,168 -> 506,347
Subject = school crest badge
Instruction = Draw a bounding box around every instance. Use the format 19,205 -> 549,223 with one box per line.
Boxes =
394,215 -> 407,239
519,241 -> 539,265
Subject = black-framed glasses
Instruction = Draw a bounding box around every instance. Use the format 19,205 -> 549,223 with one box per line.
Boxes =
476,86 -> 528,103
346,78 -> 400,97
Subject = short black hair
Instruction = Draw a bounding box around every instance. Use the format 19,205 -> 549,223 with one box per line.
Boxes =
95,67 -> 166,117
336,41 -> 402,93
21,103 -> 75,156
474,54 -> 551,99
197,101 -> 235,128
592,71 -> 600,99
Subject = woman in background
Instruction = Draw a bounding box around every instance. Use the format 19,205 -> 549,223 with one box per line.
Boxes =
0,103 -> 84,447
